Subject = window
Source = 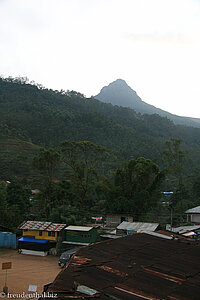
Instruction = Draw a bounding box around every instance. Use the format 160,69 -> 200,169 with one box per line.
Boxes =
52,231 -> 55,237
81,234 -> 91,239
39,231 -> 43,236
48,231 -> 51,236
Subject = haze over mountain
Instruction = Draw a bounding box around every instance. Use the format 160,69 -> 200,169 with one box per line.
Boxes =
95,79 -> 200,128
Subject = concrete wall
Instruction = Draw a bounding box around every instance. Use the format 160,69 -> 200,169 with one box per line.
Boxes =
106,215 -> 133,227
191,214 -> 200,224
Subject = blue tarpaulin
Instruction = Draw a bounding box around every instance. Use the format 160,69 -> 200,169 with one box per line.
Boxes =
18,237 -> 48,244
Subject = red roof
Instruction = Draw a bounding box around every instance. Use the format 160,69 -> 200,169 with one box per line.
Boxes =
46,223 -> 66,232
19,221 -> 66,232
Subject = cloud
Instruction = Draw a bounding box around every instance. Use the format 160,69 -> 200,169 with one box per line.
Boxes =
0,0 -> 200,117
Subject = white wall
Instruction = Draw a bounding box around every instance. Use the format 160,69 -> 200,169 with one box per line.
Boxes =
191,214 -> 200,224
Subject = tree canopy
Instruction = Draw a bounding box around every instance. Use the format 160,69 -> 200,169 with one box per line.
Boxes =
106,157 -> 165,220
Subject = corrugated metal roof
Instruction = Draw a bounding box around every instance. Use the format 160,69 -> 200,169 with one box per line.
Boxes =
183,231 -> 195,237
139,230 -> 173,240
65,226 -> 93,232
185,205 -> 200,214
19,221 -> 66,231
100,234 -> 121,239
117,221 -> 159,232
76,285 -> 99,296
157,230 -> 193,240
173,225 -> 200,234
44,233 -> 200,299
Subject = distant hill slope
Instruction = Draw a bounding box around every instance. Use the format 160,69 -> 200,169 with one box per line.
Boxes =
95,79 -> 200,128
1,77 -> 200,179
0,136 -> 39,180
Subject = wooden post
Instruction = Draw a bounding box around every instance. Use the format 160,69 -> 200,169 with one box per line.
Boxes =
2,262 -> 12,295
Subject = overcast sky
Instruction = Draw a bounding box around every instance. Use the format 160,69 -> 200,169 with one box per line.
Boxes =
0,0 -> 200,118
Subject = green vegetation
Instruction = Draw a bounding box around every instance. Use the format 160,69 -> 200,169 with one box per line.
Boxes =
1,76 -> 200,174
1,77 -> 200,229
106,158 -> 165,220
0,136 -> 39,180
0,180 -> 31,229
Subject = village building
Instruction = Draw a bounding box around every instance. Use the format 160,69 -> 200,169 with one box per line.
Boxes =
106,214 -> 133,228
116,221 -> 160,235
185,205 -> 200,224
173,225 -> 200,238
18,221 -> 66,256
43,233 -> 200,299
0,231 -> 17,249
100,221 -> 160,241
0,224 -> 17,249
62,225 -> 100,249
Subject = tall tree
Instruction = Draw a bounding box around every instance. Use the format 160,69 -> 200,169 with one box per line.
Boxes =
33,148 -> 60,184
60,140 -> 109,207
106,157 -> 165,220
33,148 -> 61,218
0,183 -> 10,227
0,181 -> 30,228
162,139 -> 187,207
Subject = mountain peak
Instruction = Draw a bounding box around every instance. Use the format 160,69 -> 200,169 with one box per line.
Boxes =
101,78 -> 134,91
95,79 -> 140,107
111,78 -> 129,86
95,79 -> 200,128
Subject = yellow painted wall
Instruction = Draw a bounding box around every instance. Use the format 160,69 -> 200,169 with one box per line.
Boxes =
22,230 -> 57,241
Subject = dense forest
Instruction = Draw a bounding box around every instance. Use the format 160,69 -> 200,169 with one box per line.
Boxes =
1,76 -> 200,230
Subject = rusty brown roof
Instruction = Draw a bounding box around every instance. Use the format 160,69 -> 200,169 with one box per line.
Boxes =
45,233 -> 200,299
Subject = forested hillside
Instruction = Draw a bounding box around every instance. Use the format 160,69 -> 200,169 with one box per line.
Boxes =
1,77 -> 200,229
0,136 -> 39,180
1,76 -> 200,180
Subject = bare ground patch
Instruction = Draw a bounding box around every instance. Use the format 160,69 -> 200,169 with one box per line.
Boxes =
0,249 -> 60,297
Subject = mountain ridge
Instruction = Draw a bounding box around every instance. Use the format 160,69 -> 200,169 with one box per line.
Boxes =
1,76 -> 200,179
95,79 -> 200,128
